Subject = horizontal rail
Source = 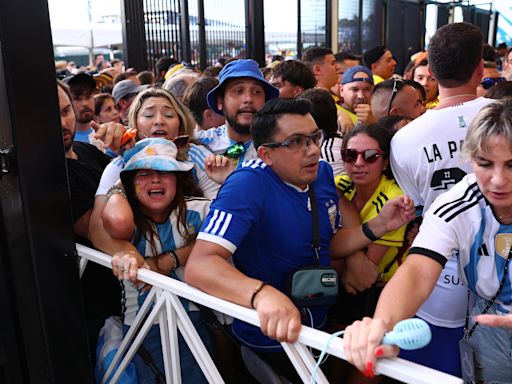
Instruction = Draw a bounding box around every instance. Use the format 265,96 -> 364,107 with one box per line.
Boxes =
77,244 -> 463,384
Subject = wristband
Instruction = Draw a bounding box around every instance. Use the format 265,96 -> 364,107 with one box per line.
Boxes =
362,222 -> 379,242
250,282 -> 268,309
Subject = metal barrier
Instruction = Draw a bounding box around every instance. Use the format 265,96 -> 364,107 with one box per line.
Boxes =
77,244 -> 463,384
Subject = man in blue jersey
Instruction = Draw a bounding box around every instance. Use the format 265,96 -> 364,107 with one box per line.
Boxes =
185,98 -> 414,381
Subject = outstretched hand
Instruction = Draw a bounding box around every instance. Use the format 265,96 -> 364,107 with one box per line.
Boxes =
379,195 -> 415,233
204,154 -> 236,184
91,121 -> 128,152
343,317 -> 400,378
475,314 -> 512,328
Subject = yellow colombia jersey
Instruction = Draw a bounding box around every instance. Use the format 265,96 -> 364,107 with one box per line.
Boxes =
334,174 -> 407,282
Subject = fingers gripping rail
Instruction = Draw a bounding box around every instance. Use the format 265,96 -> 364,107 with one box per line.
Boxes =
76,244 -> 463,384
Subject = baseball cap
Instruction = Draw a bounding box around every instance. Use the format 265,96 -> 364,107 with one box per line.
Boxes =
121,138 -> 194,181
363,45 -> 387,68
62,72 -> 97,91
341,65 -> 374,85
207,59 -> 279,115
112,80 -> 149,104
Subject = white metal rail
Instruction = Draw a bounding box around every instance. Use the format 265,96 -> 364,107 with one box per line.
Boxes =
77,244 -> 463,384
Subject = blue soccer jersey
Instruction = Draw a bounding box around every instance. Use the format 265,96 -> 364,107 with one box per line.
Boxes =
197,159 -> 341,350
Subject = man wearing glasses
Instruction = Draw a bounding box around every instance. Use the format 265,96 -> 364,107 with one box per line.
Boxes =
476,61 -> 506,97
185,98 -> 414,382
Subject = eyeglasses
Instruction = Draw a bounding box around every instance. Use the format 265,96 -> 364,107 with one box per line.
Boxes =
481,77 -> 506,90
260,130 -> 324,152
387,78 -> 405,115
172,135 -> 190,149
223,142 -> 246,159
341,148 -> 385,164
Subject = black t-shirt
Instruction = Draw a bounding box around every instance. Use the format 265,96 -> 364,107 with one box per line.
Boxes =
66,142 -> 121,317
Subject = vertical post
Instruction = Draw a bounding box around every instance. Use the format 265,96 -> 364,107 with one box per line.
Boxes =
325,0 -> 332,49
245,0 -> 265,66
180,0 -> 191,63
297,0 -> 302,58
121,0 -> 148,70
330,0 -> 339,52
197,0 -> 207,70
0,0 -> 93,381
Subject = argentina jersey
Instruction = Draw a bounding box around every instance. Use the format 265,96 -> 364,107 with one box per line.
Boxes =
411,174 -> 512,314
122,198 -> 211,325
194,124 -> 257,166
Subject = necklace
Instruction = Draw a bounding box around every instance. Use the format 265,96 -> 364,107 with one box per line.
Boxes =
437,93 -> 476,108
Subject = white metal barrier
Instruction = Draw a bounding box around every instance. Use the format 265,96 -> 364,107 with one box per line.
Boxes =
77,244 -> 463,384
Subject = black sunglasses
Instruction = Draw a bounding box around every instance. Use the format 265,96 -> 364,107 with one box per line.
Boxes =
341,148 -> 385,164
387,78 -> 405,115
481,77 -> 506,90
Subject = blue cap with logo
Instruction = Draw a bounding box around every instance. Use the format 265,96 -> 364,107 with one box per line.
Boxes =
207,59 -> 279,115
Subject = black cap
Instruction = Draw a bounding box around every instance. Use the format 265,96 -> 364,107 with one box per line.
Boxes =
62,72 -> 97,91
363,45 -> 386,69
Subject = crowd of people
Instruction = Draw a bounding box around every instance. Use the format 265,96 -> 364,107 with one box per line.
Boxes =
58,21 -> 512,384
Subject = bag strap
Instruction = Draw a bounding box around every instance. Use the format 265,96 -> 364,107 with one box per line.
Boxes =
308,185 -> 321,264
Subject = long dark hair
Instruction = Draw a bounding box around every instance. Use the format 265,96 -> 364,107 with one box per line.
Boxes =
122,170 -> 203,256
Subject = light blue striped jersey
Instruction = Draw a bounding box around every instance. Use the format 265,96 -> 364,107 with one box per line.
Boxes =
122,197 -> 211,325
194,124 -> 257,167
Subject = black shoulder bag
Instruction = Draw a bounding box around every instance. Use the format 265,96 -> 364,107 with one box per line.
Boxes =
286,185 -> 338,307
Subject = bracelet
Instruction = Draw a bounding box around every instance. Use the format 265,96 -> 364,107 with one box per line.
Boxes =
106,185 -> 126,201
168,250 -> 179,271
250,282 -> 268,309
362,222 -> 379,242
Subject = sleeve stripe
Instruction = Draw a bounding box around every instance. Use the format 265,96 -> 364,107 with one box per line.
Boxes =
203,209 -> 233,237
203,209 -> 219,232
218,213 -> 232,237
197,232 -> 237,254
408,247 -> 448,267
211,210 -> 226,234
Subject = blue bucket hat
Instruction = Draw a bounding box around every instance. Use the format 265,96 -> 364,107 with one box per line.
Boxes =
121,138 -> 194,178
341,65 -> 374,85
207,59 -> 279,115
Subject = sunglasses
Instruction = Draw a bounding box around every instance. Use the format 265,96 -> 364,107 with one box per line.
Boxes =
260,130 -> 324,152
387,78 -> 405,115
480,77 -> 506,90
223,142 -> 246,159
341,148 -> 385,164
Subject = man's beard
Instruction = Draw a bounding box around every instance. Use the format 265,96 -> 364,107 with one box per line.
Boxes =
77,109 -> 94,123
225,112 -> 251,136
63,129 -> 75,152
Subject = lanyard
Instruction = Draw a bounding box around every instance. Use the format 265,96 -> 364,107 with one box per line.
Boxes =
464,245 -> 512,339
308,185 -> 321,264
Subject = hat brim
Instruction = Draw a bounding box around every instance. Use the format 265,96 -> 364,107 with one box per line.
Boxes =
122,157 -> 194,174
207,74 -> 279,116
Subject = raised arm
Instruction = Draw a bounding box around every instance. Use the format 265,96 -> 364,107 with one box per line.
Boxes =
330,194 -> 415,258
